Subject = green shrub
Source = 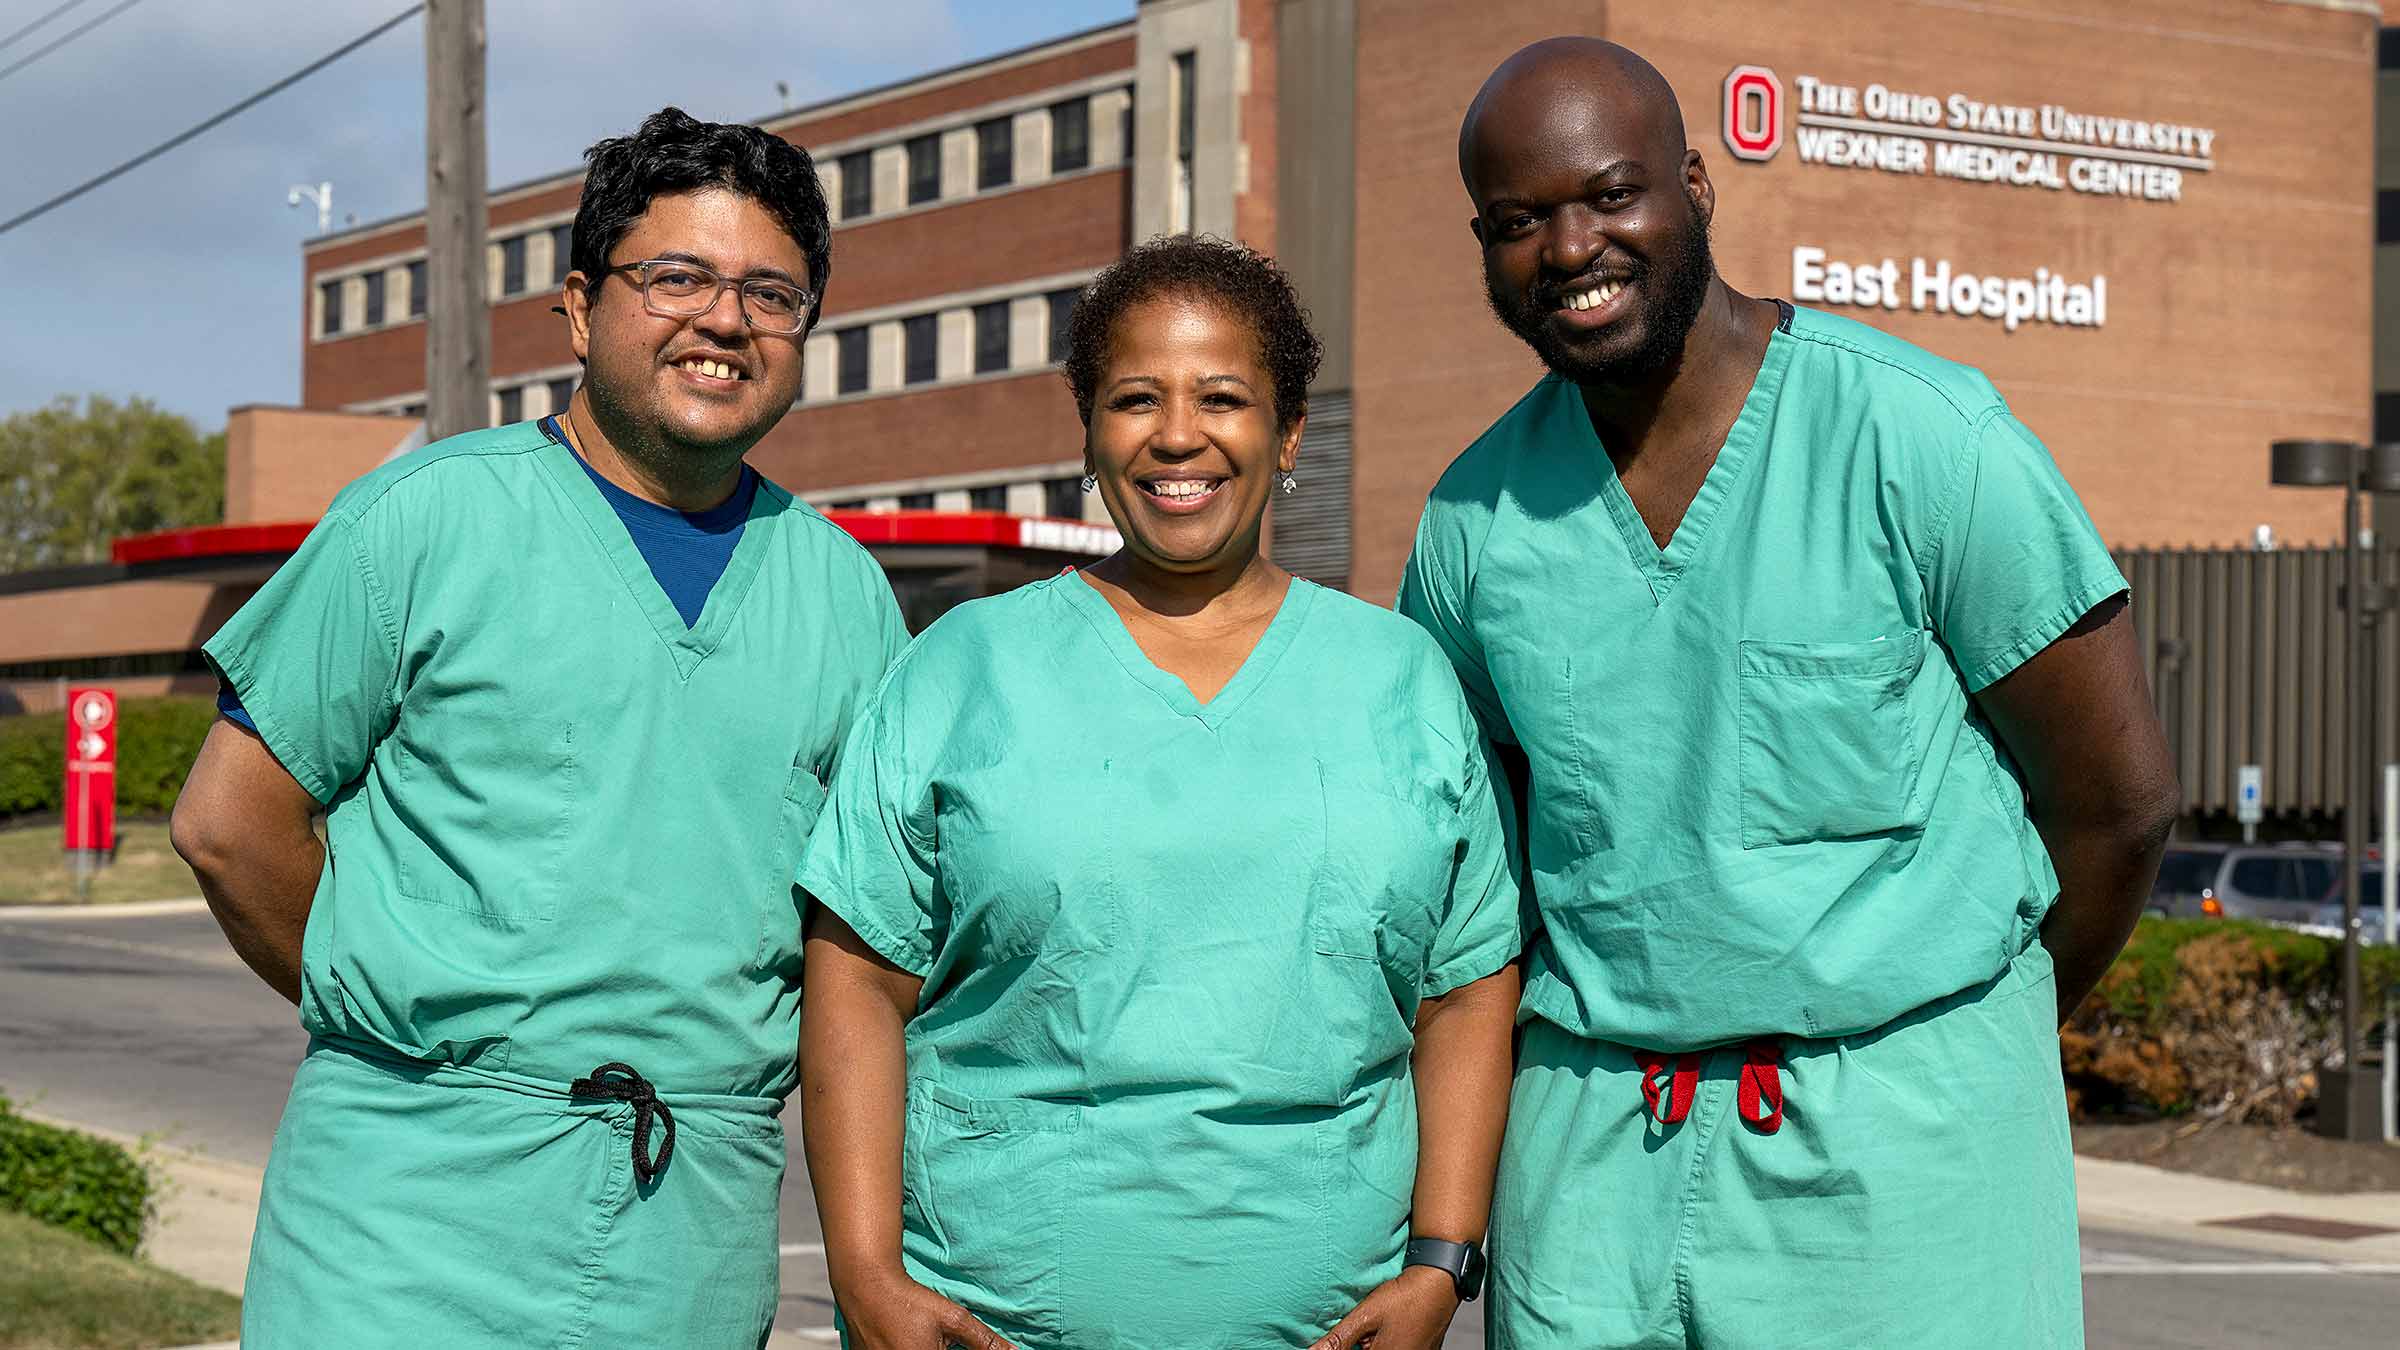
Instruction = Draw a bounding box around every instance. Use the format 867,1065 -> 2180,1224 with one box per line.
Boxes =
2064,917 -> 2400,1124
0,1096 -> 153,1257
0,695 -> 215,823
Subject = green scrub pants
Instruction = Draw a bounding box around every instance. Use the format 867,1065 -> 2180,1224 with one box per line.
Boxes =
1488,943 -> 2081,1349
242,1039 -> 786,1349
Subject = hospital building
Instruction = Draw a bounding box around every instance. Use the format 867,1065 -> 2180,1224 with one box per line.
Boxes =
2,0 -> 2388,822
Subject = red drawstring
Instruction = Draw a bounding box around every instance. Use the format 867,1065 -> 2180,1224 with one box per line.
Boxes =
1638,1053 -> 1702,1125
1638,1040 -> 1785,1134
1738,1038 -> 1784,1134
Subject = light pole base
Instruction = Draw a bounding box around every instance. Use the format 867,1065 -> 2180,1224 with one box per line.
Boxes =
2315,1060 -> 2387,1141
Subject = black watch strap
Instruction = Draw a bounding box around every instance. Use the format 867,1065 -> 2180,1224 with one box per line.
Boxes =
1404,1236 -> 1487,1302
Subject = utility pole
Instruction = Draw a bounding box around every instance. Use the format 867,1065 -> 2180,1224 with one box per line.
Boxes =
424,0 -> 488,441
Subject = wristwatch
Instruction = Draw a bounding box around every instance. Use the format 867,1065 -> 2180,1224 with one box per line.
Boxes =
1404,1236 -> 1487,1302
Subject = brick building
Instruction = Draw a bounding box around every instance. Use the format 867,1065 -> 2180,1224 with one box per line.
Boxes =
1,0 -> 2382,717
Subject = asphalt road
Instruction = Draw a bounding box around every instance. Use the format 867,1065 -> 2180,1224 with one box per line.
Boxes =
4,906 -> 2396,1348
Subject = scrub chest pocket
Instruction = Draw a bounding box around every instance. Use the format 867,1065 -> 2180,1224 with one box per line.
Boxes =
1735,634 -> 1925,849
391,713 -> 578,922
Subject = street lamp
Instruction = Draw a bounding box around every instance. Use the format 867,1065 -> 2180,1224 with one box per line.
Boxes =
287,181 -> 332,235
2269,439 -> 2400,1139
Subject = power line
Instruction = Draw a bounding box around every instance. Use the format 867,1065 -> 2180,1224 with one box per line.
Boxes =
0,0 -> 94,56
0,4 -> 424,239
0,0 -> 145,85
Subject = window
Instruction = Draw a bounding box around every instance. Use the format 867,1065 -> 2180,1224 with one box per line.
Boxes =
898,491 -> 934,510
836,328 -> 869,394
319,279 -> 344,336
2378,392 -> 2400,444
906,134 -> 940,205
402,402 -> 426,421
1050,97 -> 1090,173
2227,857 -> 2283,899
972,301 -> 1010,374
2292,859 -> 2338,900
1170,51 -> 1197,234
550,223 -> 573,284
969,484 -> 1006,512
363,271 -> 386,327
497,386 -> 523,423
839,150 -> 872,219
501,235 -> 528,295
547,377 -> 576,414
407,260 -> 427,318
827,499 -> 866,511
902,313 -> 938,384
1046,287 -> 1083,363
1043,475 -> 1083,519
976,117 -> 1013,190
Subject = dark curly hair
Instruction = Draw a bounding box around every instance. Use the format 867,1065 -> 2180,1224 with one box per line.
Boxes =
573,107 -> 832,324
1062,235 -> 1322,431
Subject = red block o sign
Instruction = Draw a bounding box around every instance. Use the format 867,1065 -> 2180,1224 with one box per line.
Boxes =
63,686 -> 116,854
1722,66 -> 1784,162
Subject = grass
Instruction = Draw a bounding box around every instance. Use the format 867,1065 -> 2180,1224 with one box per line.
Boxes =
0,1208 -> 237,1349
0,821 -> 201,907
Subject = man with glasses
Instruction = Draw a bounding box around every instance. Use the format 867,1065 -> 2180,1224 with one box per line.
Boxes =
172,108 -> 905,1347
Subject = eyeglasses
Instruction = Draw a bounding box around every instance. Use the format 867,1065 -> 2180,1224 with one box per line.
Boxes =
602,259 -> 814,336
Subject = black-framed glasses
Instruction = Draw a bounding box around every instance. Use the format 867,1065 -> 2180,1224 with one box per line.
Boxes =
603,259 -> 814,335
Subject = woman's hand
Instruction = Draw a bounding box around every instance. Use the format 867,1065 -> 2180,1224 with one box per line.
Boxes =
835,1264 -> 1016,1350
1310,1266 -> 1462,1350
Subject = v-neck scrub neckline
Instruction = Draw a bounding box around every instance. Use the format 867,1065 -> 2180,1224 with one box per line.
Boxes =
1058,570 -> 1318,728
1587,324 -> 1797,604
537,438 -> 784,679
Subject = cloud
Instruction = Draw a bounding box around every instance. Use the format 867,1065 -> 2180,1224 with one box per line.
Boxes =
0,0 -> 1124,426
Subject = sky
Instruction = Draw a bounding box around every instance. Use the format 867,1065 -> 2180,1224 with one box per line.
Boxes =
0,0 -> 1129,427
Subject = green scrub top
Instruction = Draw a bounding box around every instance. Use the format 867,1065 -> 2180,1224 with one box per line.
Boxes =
796,573 -> 1520,1346
205,421 -> 907,1096
1400,305 -> 2125,1052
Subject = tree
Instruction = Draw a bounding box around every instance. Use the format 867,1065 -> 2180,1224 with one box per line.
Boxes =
0,396 -> 224,572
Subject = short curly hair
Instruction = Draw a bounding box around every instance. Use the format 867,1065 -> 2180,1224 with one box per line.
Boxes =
1061,235 -> 1322,432
574,107 -> 832,325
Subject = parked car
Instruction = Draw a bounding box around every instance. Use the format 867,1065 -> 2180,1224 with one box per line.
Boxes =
2147,843 -> 2340,928
2319,860 -> 2395,945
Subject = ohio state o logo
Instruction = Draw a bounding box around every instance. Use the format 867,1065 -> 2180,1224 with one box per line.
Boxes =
1722,66 -> 1783,161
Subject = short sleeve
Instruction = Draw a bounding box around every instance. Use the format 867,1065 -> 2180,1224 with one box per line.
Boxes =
201,512 -> 401,803
1398,507 -> 1513,746
795,657 -> 943,977
1422,733 -> 1527,997
1923,411 -> 2128,692
823,551 -> 912,782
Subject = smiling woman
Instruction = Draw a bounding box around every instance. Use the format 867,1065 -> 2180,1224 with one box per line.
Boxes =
797,235 -> 1526,1350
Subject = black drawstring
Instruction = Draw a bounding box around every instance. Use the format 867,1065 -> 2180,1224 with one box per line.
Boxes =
570,1062 -> 676,1184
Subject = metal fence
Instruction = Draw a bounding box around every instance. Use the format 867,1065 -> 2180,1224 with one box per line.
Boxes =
2117,545 -> 2400,820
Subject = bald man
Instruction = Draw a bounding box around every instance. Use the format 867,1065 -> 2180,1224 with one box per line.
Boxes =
1397,38 -> 2177,1348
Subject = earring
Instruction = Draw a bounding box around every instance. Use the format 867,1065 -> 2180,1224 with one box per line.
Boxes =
1275,470 -> 1297,495
1079,472 -> 1097,494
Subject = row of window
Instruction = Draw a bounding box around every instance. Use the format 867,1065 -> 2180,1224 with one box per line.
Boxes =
821,475 -> 1088,520
387,373 -> 577,427
375,280 -> 1080,423
832,91 -> 1116,221
316,85 -> 1127,343
816,284 -> 1081,400
319,222 -> 572,338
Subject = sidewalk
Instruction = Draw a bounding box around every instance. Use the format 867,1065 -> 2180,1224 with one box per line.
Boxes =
2076,1152 -> 2400,1262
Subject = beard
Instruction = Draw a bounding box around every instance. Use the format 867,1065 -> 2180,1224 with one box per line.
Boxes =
1485,198 -> 1716,388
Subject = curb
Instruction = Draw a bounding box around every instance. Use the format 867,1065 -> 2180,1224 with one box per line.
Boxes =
22,1110 -> 263,1297
0,896 -> 209,921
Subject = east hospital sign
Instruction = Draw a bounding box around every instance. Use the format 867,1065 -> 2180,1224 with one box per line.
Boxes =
1718,65 -> 2220,334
